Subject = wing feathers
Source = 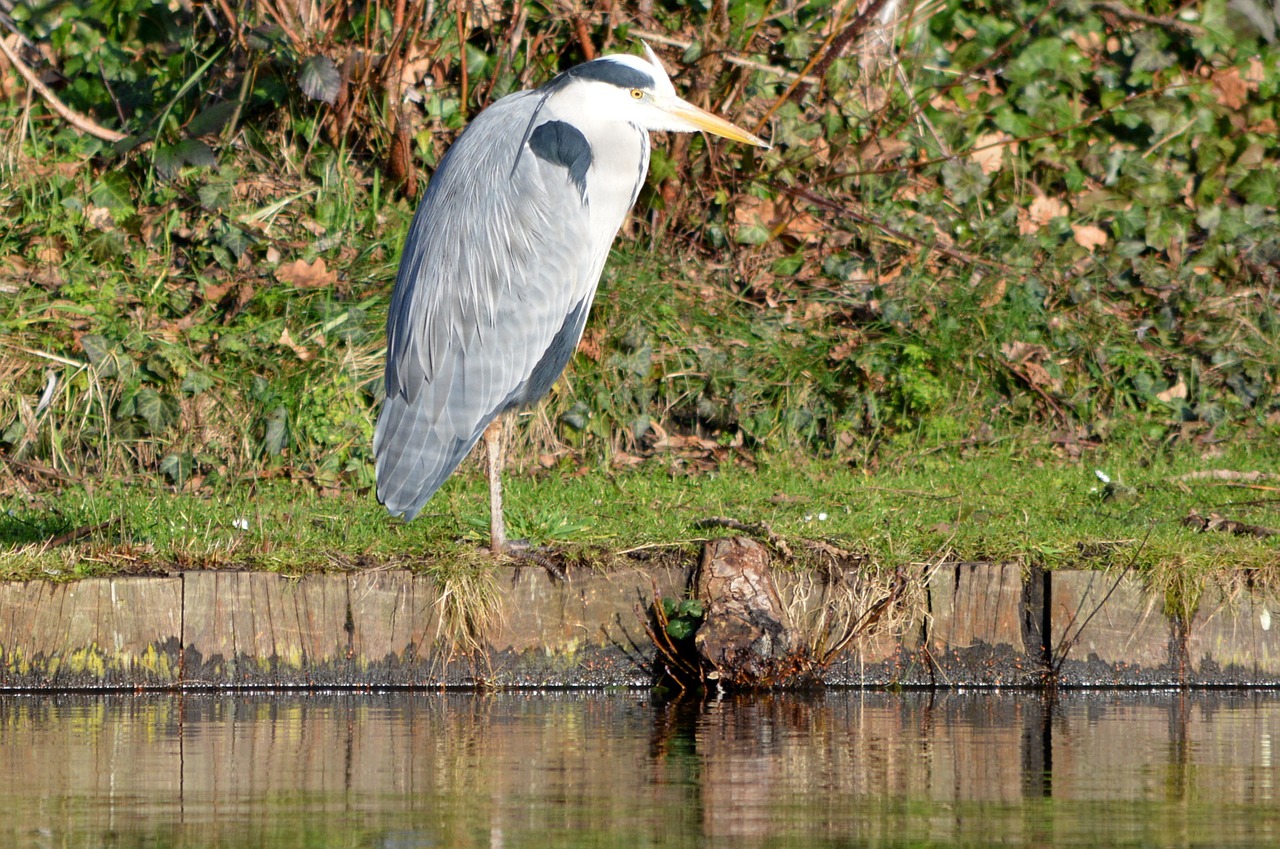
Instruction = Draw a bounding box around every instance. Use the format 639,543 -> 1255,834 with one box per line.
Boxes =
375,89 -> 643,517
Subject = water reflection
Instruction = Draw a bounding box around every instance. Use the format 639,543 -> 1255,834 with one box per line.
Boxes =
1,690 -> 1277,847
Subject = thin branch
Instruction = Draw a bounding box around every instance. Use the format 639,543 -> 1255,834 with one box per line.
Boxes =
1092,1 -> 1206,37
628,27 -> 820,85
0,37 -> 127,142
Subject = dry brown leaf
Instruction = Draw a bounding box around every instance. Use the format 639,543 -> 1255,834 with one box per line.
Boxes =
978,277 -> 1008,308
1211,66 -> 1248,110
733,196 -> 777,227
858,135 -> 909,167
968,132 -> 1011,176
784,211 -> 825,244
1021,360 -> 1056,389
1156,378 -> 1188,404
1001,340 -> 1049,363
576,327 -> 604,362
828,337 -> 860,363
277,327 -> 313,361
1071,223 -> 1108,252
85,206 -> 115,232
1018,195 -> 1070,235
275,257 -> 336,289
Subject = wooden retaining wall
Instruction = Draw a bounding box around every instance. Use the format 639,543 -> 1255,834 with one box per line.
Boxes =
1,556 -> 1278,689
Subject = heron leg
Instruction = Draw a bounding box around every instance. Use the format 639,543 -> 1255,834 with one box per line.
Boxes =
483,416 -> 507,555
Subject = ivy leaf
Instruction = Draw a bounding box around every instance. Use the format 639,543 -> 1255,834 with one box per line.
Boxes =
155,139 -> 216,180
90,172 -> 134,213
80,334 -> 115,374
187,100 -> 240,137
941,159 -> 991,205
181,371 -> 215,396
134,388 -> 178,433
160,452 -> 194,484
298,55 -> 341,105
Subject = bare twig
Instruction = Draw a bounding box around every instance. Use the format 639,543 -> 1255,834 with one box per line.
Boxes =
1092,1 -> 1206,37
694,516 -> 793,559
627,27 -> 820,85
46,519 -> 120,548
1171,470 -> 1280,483
1183,510 -> 1277,539
0,38 -> 127,142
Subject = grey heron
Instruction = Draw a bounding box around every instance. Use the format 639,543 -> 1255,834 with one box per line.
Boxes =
374,45 -> 769,553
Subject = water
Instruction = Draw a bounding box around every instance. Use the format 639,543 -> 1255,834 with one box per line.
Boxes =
1,690 -> 1277,848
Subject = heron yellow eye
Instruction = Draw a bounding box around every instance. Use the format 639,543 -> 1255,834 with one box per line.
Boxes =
630,89 -> 644,100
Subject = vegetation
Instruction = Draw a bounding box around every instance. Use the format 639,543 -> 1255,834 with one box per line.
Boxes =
1,0 -> 1277,581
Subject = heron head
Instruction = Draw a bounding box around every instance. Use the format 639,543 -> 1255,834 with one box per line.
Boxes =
550,45 -> 770,149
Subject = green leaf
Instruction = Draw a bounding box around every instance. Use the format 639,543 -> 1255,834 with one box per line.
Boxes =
187,100 -> 240,137
80,335 -> 114,373
735,222 -> 771,245
90,172 -> 134,212
941,159 -> 990,205
181,371 -> 215,395
665,618 -> 694,641
155,139 -> 216,180
160,452 -> 194,484
678,599 -> 704,619
298,55 -> 341,105
263,407 -> 289,455
134,388 -> 177,433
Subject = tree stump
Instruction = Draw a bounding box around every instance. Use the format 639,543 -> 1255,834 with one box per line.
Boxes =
693,537 -> 808,687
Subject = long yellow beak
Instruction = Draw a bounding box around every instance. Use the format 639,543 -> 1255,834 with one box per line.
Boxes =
669,98 -> 771,149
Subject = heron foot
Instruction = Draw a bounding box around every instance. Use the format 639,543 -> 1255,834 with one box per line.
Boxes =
490,539 -> 567,581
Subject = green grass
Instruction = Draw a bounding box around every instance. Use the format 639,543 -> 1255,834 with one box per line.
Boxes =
3,435 -> 1275,585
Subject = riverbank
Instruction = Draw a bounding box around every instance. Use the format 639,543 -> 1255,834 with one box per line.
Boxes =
3,539 -> 1278,691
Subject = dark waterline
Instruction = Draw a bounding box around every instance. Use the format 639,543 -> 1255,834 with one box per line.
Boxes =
2,690 -> 1278,847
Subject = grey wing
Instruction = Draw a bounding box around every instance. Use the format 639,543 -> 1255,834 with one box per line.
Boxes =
374,94 -> 602,520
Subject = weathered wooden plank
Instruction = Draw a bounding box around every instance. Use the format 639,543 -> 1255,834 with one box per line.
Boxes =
0,578 -> 182,688
346,569 -> 449,686
484,564 -> 690,687
181,572 -> 349,686
927,562 -> 1035,686
1048,570 -> 1178,685
1185,585 -> 1280,684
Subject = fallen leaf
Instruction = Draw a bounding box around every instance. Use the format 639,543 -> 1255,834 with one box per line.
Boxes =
784,210 -> 825,244
968,132 -> 1012,175
978,277 -> 1007,308
1018,195 -> 1070,235
1001,340 -> 1050,363
86,206 -> 116,231
576,327 -> 604,361
1211,66 -> 1249,110
275,257 -> 336,289
828,337 -> 860,363
733,196 -> 777,227
1156,378 -> 1187,404
277,327 -> 313,360
1244,57 -> 1266,86
1071,223 -> 1109,252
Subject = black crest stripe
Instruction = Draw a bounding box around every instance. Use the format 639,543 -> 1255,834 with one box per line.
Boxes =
566,59 -> 654,90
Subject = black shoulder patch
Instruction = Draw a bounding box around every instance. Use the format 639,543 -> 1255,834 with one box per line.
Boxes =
528,120 -> 592,198
567,59 -> 654,91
